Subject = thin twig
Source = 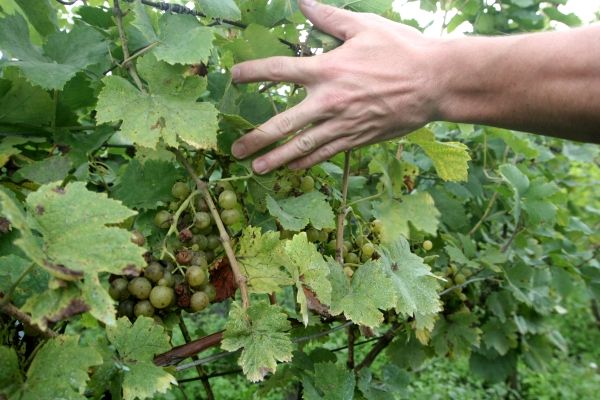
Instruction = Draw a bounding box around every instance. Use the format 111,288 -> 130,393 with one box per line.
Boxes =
113,0 -> 146,93
354,321 -> 401,372
0,303 -> 57,339
439,276 -> 497,296
468,191 -> 499,236
347,325 -> 355,369
172,148 -> 250,309
179,320 -> 215,400
335,151 -> 352,264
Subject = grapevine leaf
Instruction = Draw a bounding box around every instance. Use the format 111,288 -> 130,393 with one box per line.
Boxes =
131,0 -> 158,42
96,67 -> 218,149
0,346 -> 22,397
0,71 -> 53,126
226,23 -> 293,62
238,226 -> 292,293
0,15 -> 109,89
25,181 -> 145,276
21,285 -> 86,329
82,274 -> 116,326
0,137 -> 31,167
0,254 -> 48,308
195,0 -> 241,20
488,128 -> 539,159
282,233 -> 332,325
481,317 -> 518,356
373,193 -> 440,243
153,14 -> 214,65
431,311 -> 481,357
378,237 -> 441,334
14,0 -> 58,37
19,335 -> 103,400
406,128 -> 470,182
221,301 -> 293,382
112,159 -> 183,210
266,191 -> 335,231
303,362 -> 356,400
16,155 -> 72,184
106,317 -> 176,400
327,258 -> 396,328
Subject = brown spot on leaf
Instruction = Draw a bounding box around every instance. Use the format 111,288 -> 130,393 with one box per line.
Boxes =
0,217 -> 11,234
303,286 -> 331,318
209,257 -> 237,302
391,263 -> 399,272
52,187 -> 65,195
44,261 -> 83,280
151,117 -> 166,130
35,205 -> 45,215
46,299 -> 89,323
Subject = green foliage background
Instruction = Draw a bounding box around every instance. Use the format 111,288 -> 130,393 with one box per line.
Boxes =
0,0 -> 599,399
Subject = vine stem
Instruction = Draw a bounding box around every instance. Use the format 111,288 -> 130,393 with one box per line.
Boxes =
468,191 -> 499,236
0,303 -> 57,339
335,151 -> 352,264
354,321 -> 402,372
113,0 -> 146,93
172,148 -> 250,309
179,319 -> 215,400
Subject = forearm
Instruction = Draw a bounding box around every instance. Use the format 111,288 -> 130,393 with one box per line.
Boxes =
434,25 -> 600,143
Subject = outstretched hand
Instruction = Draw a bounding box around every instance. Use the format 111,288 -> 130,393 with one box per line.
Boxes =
230,0 -> 442,174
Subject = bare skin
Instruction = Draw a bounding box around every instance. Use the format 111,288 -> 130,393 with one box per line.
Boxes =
231,0 -> 600,175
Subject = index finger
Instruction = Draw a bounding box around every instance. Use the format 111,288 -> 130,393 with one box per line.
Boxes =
231,56 -> 316,85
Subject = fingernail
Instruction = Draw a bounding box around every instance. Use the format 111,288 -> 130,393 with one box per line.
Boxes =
300,0 -> 317,7
231,142 -> 246,158
231,66 -> 240,82
253,159 -> 268,174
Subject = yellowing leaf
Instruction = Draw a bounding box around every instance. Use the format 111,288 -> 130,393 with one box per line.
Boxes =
407,128 -> 470,182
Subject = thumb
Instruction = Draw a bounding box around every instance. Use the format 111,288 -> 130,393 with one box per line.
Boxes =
298,0 -> 362,41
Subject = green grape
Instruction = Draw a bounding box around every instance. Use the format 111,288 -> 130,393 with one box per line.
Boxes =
191,253 -> 208,268
149,286 -> 175,309
117,299 -> 135,319
355,235 -> 367,247
346,252 -> 360,264
372,219 -> 383,235
306,228 -> 320,243
318,230 -> 329,242
300,176 -> 315,192
186,266 -> 208,288
190,291 -> 210,312
218,190 -> 237,209
423,240 -> 433,251
158,270 -> 175,287
361,242 -> 375,258
458,292 -> 468,301
192,234 -> 208,250
154,210 -> 172,229
168,201 -> 180,212
171,182 -> 191,200
290,175 -> 301,188
454,273 -> 466,285
343,266 -> 354,278
203,283 -> 217,302
326,239 -> 337,253
131,231 -> 145,247
205,250 -> 215,263
196,198 -> 209,212
144,261 -> 164,283
134,300 -> 155,317
128,277 -> 152,300
216,181 -> 233,194
221,209 -> 241,226
207,234 -> 220,250
194,211 -> 212,230
109,278 -> 130,301
191,244 -> 200,251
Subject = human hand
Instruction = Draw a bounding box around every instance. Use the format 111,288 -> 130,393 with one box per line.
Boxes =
231,0 -> 443,174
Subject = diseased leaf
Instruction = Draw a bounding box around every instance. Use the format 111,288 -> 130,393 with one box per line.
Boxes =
112,159 -> 183,210
327,258 -> 396,328
0,254 -> 48,308
221,301 -> 293,382
266,191 -> 335,231
378,237 -> 441,335
20,335 -> 102,400
153,14 -> 214,65
406,128 -> 470,182
17,155 -> 72,184
106,317 -> 176,400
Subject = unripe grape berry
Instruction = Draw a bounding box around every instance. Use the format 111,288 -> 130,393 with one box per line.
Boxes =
454,273 -> 466,285
192,234 -> 208,250
118,299 -> 135,319
196,198 -> 209,211
158,271 -> 175,287
207,234 -> 220,250
154,210 -> 172,229
144,261 -> 164,283
458,292 -> 468,301
300,176 -> 315,192
186,266 -> 208,288
171,182 -> 191,200
372,219 -> 383,235
134,300 -> 155,317
343,266 -> 354,278
361,242 -> 375,258
109,278 -> 130,301
216,181 -> 233,194
168,201 -> 180,211
191,253 -> 208,268
131,231 -> 145,247
306,228 -> 320,243
194,212 -> 212,230
422,240 -> 433,251
318,230 -> 329,242
290,175 -> 301,188
190,291 -> 210,312
221,209 -> 241,226
346,252 -> 360,264
128,277 -> 152,300
203,284 -> 217,302
355,235 -> 367,247
218,190 -> 237,210
149,286 -> 175,309
205,250 -> 215,263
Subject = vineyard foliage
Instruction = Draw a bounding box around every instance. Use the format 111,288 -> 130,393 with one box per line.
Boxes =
0,0 -> 599,399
